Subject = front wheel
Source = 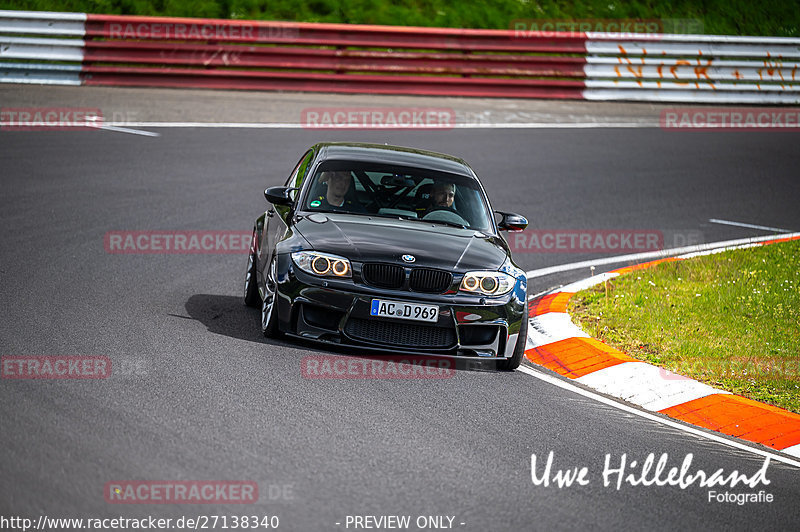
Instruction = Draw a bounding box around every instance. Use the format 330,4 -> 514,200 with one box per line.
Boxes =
261,257 -> 281,338
497,314 -> 527,371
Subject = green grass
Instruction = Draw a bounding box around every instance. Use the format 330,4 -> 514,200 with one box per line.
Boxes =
2,0 -> 798,37
568,238 -> 800,413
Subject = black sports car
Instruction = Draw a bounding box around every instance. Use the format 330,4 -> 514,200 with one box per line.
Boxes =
244,142 -> 529,370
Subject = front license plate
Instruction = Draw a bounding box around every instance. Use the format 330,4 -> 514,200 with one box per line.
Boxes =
370,299 -> 439,323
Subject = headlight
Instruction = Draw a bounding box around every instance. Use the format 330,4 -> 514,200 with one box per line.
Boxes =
291,251 -> 351,278
459,271 -> 516,296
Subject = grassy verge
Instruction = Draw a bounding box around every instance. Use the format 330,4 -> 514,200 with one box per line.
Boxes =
1,0 -> 798,37
568,238 -> 800,413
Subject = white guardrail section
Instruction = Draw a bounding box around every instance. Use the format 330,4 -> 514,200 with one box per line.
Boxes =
0,10 -> 86,85
2,10 -> 800,103
583,32 -> 800,103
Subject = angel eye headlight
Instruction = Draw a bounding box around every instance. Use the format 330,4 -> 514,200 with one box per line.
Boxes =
459,271 -> 515,296
292,251 -> 351,278
331,259 -> 349,276
463,275 -> 479,291
480,276 -> 497,293
312,256 -> 330,275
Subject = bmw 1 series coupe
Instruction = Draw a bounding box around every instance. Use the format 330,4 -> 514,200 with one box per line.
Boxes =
244,142 -> 529,370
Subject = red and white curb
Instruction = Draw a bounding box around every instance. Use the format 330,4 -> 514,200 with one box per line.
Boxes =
525,233 -> 800,459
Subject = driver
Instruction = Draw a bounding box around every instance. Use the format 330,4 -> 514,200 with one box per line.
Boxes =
310,171 -> 365,213
416,181 -> 456,218
431,182 -> 455,209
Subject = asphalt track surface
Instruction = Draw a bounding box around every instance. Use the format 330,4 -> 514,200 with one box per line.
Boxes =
2,97 -> 800,531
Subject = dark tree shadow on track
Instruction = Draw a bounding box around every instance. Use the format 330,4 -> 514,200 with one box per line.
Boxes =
183,294 -> 505,372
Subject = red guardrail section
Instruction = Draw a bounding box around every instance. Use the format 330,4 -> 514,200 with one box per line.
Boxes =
81,14 -> 587,98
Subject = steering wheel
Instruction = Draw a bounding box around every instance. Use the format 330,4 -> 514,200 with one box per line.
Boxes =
422,206 -> 469,227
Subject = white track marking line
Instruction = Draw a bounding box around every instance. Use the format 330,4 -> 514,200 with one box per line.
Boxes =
781,444 -> 800,458
453,123 -> 659,128
516,365 -> 800,468
525,232 -> 800,278
709,218 -> 793,233
676,243 -> 761,259
0,122 -> 159,137
558,271 -> 619,293
108,122 -> 303,128
71,121 -> 662,129
99,125 -> 160,137
527,288 -> 554,301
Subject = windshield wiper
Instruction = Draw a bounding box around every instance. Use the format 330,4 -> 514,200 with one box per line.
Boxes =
366,213 -> 423,222
424,219 -> 467,229
367,213 -> 468,229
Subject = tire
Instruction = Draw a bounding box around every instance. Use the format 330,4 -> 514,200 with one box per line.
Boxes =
244,230 -> 260,308
261,257 -> 281,338
497,313 -> 528,371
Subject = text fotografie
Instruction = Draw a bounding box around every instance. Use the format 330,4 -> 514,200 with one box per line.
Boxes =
530,451 -> 770,490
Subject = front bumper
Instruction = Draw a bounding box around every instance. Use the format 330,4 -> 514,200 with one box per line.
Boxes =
274,261 -> 527,359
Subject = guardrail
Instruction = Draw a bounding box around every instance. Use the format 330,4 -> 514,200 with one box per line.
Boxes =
2,9 -> 799,103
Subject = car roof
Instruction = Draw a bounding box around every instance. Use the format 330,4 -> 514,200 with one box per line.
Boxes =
312,142 -> 475,177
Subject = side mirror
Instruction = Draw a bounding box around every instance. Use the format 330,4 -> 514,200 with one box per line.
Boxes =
496,211 -> 528,232
264,186 -> 295,206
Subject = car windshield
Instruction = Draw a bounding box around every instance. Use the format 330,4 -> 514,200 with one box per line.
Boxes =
301,161 -> 494,232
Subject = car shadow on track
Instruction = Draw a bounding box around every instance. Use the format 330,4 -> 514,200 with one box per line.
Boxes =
183,293 -> 279,345
183,294 -> 504,373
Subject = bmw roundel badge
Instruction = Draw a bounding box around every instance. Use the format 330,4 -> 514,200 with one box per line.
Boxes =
402,254 -> 416,263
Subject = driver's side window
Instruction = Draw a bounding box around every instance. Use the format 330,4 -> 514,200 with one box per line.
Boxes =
284,150 -> 314,199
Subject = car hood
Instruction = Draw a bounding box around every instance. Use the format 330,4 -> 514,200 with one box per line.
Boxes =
293,213 -> 508,271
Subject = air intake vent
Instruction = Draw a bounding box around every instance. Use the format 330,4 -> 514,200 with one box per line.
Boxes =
409,268 -> 452,293
344,318 -> 456,348
362,263 -> 405,289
